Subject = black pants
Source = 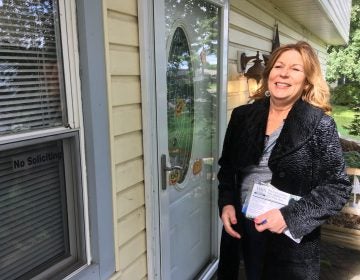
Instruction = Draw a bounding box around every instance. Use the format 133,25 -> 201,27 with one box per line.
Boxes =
241,218 -> 268,280
217,217 -> 268,280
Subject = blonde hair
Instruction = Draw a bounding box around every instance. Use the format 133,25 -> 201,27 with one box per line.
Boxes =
252,41 -> 331,113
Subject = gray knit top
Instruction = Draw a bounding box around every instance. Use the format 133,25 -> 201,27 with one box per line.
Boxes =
241,123 -> 284,204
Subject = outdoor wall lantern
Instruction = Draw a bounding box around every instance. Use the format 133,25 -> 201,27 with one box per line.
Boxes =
226,50 -> 266,110
237,50 -> 265,96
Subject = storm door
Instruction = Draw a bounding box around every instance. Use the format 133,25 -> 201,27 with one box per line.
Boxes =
154,0 -> 226,279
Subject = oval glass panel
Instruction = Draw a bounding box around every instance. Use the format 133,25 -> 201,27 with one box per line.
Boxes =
167,27 -> 194,184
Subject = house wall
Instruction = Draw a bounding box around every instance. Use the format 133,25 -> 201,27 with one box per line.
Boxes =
227,0 -> 330,119
102,1 -> 147,279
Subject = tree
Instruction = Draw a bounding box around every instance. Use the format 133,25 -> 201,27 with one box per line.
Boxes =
326,0 -> 360,136
326,0 -> 360,83
346,96 -> 360,136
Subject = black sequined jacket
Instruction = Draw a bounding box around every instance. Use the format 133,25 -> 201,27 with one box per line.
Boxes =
217,97 -> 351,279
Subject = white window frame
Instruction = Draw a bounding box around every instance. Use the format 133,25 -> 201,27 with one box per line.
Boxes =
58,0 -> 91,266
0,0 -> 91,278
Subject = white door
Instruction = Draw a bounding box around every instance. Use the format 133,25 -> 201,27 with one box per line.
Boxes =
154,0 -> 227,279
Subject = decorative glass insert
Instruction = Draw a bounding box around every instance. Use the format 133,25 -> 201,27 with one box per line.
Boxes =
167,27 -> 194,184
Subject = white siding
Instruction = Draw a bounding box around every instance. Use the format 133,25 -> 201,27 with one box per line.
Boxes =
320,0 -> 352,43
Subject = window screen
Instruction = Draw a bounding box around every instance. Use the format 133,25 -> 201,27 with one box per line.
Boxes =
0,0 -> 66,135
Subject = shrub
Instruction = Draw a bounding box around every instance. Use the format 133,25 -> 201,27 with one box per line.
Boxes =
344,95 -> 360,136
330,83 -> 359,106
344,151 -> 360,168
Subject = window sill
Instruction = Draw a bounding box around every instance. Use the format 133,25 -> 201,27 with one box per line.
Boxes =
64,264 -> 101,280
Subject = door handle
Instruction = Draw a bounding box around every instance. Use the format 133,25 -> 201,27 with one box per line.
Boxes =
161,154 -> 183,190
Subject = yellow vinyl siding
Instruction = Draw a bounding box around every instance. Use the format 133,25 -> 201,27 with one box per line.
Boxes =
118,231 -> 147,270
118,207 -> 146,246
116,183 -> 145,218
110,255 -> 148,280
112,105 -> 142,135
111,76 -> 141,106
114,132 -> 143,164
108,14 -> 139,46
115,158 -> 144,193
103,0 -> 147,279
109,46 -> 140,75
107,0 -> 137,15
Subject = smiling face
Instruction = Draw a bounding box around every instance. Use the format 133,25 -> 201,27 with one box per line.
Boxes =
268,49 -> 307,106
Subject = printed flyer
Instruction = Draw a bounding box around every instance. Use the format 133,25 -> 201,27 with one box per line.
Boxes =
242,182 -> 302,243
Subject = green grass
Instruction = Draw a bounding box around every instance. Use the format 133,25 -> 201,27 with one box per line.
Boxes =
331,105 -> 360,141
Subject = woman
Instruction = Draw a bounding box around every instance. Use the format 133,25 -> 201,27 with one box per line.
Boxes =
217,41 -> 351,280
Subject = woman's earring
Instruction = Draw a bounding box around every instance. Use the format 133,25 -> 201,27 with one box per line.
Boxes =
264,90 -> 271,97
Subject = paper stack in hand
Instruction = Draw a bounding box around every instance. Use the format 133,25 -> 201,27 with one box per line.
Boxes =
242,181 -> 302,243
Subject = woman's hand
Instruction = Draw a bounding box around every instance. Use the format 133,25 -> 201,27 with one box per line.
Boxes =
254,209 -> 287,234
221,205 -> 241,239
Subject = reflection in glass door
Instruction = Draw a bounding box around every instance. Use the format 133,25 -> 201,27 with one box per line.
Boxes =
167,27 -> 194,185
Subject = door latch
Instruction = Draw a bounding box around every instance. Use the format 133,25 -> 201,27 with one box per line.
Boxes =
161,154 -> 183,190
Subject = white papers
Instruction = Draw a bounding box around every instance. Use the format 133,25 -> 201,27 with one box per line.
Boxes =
242,182 -> 302,243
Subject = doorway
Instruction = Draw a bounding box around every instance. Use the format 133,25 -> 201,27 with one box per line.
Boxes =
153,0 -> 228,279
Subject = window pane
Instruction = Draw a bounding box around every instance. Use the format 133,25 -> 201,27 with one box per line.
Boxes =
0,0 -> 66,135
0,140 -> 68,279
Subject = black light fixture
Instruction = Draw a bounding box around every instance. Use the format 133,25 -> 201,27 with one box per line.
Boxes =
238,51 -> 265,83
236,50 -> 265,95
